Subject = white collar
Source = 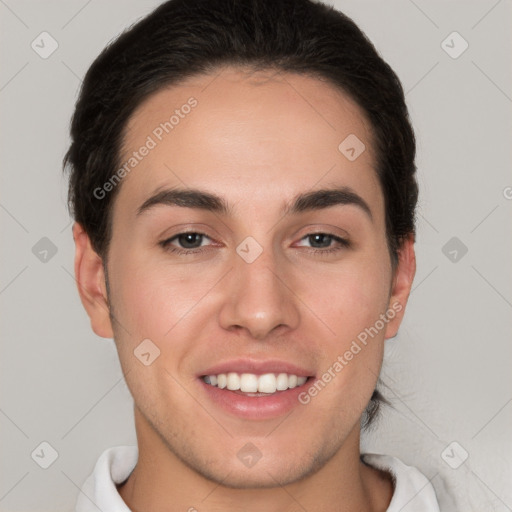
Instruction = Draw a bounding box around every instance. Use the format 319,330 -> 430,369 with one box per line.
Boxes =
362,453 -> 440,511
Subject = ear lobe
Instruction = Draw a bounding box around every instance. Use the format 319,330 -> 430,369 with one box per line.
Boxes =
72,222 -> 114,339
384,235 -> 416,339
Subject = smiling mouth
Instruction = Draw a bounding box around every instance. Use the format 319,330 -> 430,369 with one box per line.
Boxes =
202,372 -> 311,395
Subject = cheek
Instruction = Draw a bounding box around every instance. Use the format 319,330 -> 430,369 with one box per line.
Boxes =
107,256 -> 207,403
310,258 -> 392,343
109,251 -> 223,350
301,247 -> 392,402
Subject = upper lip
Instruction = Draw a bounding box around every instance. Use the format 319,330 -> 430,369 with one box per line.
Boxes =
199,358 -> 315,378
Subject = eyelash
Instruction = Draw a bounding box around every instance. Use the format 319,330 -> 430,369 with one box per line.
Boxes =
159,231 -> 350,256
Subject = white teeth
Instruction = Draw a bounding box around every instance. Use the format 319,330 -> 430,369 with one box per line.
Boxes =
240,373 -> 259,392
203,372 -> 309,394
276,373 -> 289,391
217,374 -> 227,389
258,373 -> 277,393
226,372 -> 240,390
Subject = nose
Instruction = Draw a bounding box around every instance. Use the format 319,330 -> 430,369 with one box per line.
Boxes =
218,243 -> 301,340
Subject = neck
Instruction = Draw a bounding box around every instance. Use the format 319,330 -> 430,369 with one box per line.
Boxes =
117,407 -> 393,512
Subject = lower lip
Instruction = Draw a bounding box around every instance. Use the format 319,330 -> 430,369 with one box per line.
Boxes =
199,378 -> 312,420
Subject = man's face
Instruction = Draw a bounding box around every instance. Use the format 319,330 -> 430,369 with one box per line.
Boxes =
90,67 -> 406,487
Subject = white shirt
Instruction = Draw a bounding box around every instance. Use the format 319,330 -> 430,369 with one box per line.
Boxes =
75,445 -> 440,511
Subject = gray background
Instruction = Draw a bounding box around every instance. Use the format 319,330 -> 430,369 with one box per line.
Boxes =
0,0 -> 511,510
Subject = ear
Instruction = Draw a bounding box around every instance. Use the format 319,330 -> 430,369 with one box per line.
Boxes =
72,222 -> 114,338
384,235 -> 416,339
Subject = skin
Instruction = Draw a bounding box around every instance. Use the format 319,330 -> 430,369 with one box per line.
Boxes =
73,66 -> 416,512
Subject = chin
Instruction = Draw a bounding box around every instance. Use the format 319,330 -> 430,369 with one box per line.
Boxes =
185,444 -> 333,490
199,462 -> 309,489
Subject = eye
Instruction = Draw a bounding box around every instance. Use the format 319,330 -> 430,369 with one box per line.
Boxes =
295,233 -> 350,254
159,232 -> 213,255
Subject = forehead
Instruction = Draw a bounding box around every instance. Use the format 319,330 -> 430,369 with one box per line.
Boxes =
114,67 -> 382,221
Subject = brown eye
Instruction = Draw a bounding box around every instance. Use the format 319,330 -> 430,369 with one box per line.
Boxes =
159,232 -> 212,254
296,233 -> 350,254
174,233 -> 205,249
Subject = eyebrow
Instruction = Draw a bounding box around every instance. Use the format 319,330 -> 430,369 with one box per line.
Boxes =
136,186 -> 372,220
